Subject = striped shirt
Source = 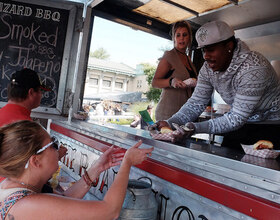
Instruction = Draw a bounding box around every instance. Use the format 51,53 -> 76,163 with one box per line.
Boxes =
167,39 -> 280,134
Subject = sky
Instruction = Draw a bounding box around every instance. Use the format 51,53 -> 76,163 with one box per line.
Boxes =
90,17 -> 172,69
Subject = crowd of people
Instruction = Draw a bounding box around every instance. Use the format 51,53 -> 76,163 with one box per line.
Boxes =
83,101 -> 124,121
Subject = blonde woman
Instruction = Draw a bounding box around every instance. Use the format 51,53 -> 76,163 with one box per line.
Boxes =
0,120 -> 153,219
152,21 -> 197,121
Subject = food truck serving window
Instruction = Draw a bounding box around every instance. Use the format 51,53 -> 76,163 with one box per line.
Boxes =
0,0 -> 78,114
82,16 -> 172,127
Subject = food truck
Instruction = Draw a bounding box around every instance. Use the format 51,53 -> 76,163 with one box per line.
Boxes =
1,0 -> 280,219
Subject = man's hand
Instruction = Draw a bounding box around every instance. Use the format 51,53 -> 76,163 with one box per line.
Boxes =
171,123 -> 195,143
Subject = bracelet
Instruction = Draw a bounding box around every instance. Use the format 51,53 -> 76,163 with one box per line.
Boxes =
82,174 -> 92,187
91,176 -> 99,187
83,170 -> 99,187
169,77 -> 173,88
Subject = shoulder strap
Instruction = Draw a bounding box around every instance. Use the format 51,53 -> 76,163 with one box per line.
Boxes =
0,190 -> 34,220
163,49 -> 189,78
186,55 -> 197,77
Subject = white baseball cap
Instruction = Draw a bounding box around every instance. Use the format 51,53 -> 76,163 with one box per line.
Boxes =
195,21 -> 234,49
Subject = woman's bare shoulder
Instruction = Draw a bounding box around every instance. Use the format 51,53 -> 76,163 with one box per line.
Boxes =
9,193 -> 104,220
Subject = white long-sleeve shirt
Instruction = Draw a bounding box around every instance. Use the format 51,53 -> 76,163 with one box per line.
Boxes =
167,39 -> 280,134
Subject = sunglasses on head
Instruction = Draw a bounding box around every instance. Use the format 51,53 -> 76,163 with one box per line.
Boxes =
25,136 -> 59,169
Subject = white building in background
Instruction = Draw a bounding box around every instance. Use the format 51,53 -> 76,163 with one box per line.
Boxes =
84,57 -> 149,99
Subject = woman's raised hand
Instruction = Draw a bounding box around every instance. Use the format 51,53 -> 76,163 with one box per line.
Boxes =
89,146 -> 125,175
89,140 -> 153,175
124,140 -> 154,166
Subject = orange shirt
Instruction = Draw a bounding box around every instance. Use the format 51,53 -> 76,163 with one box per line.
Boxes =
0,104 -> 31,127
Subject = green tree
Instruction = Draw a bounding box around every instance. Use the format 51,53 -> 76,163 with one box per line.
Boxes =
140,63 -> 161,102
145,87 -> 161,103
90,47 -> 110,59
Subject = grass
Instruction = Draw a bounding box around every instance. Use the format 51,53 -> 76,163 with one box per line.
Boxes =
110,119 -> 134,125
128,102 -> 157,121
110,102 -> 157,125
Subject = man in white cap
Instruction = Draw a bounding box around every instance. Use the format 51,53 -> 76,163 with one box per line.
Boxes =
155,20 -> 280,150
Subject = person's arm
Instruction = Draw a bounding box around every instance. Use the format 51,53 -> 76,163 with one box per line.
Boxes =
101,142 -> 153,219
62,146 -> 124,199
152,58 -> 173,88
152,58 -> 187,89
12,141 -> 154,220
167,65 -> 213,128
193,66 -> 271,134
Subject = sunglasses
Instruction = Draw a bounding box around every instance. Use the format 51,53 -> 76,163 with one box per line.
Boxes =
36,137 -> 59,154
25,136 -> 59,169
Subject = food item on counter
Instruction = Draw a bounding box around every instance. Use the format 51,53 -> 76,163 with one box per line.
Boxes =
204,106 -> 217,113
160,126 -> 173,134
73,111 -> 88,120
205,106 -> 213,112
253,140 -> 273,150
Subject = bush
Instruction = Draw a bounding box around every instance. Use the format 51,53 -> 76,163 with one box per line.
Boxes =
145,87 -> 161,103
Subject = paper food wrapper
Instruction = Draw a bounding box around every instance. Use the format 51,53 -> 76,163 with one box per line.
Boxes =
73,112 -> 88,120
150,123 -> 193,142
150,130 -> 180,142
241,144 -> 280,159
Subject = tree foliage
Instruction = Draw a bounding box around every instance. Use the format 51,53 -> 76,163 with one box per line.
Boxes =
140,63 -> 161,103
90,47 -> 110,59
145,87 -> 161,103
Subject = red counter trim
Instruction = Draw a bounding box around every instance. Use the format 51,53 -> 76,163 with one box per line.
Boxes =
51,123 -> 280,218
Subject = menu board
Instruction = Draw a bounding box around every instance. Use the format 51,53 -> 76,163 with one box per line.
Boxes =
0,0 -> 69,108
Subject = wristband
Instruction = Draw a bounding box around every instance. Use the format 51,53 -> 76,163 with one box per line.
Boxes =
83,170 -> 99,187
169,78 -> 173,88
82,174 -> 92,187
91,176 -> 99,187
